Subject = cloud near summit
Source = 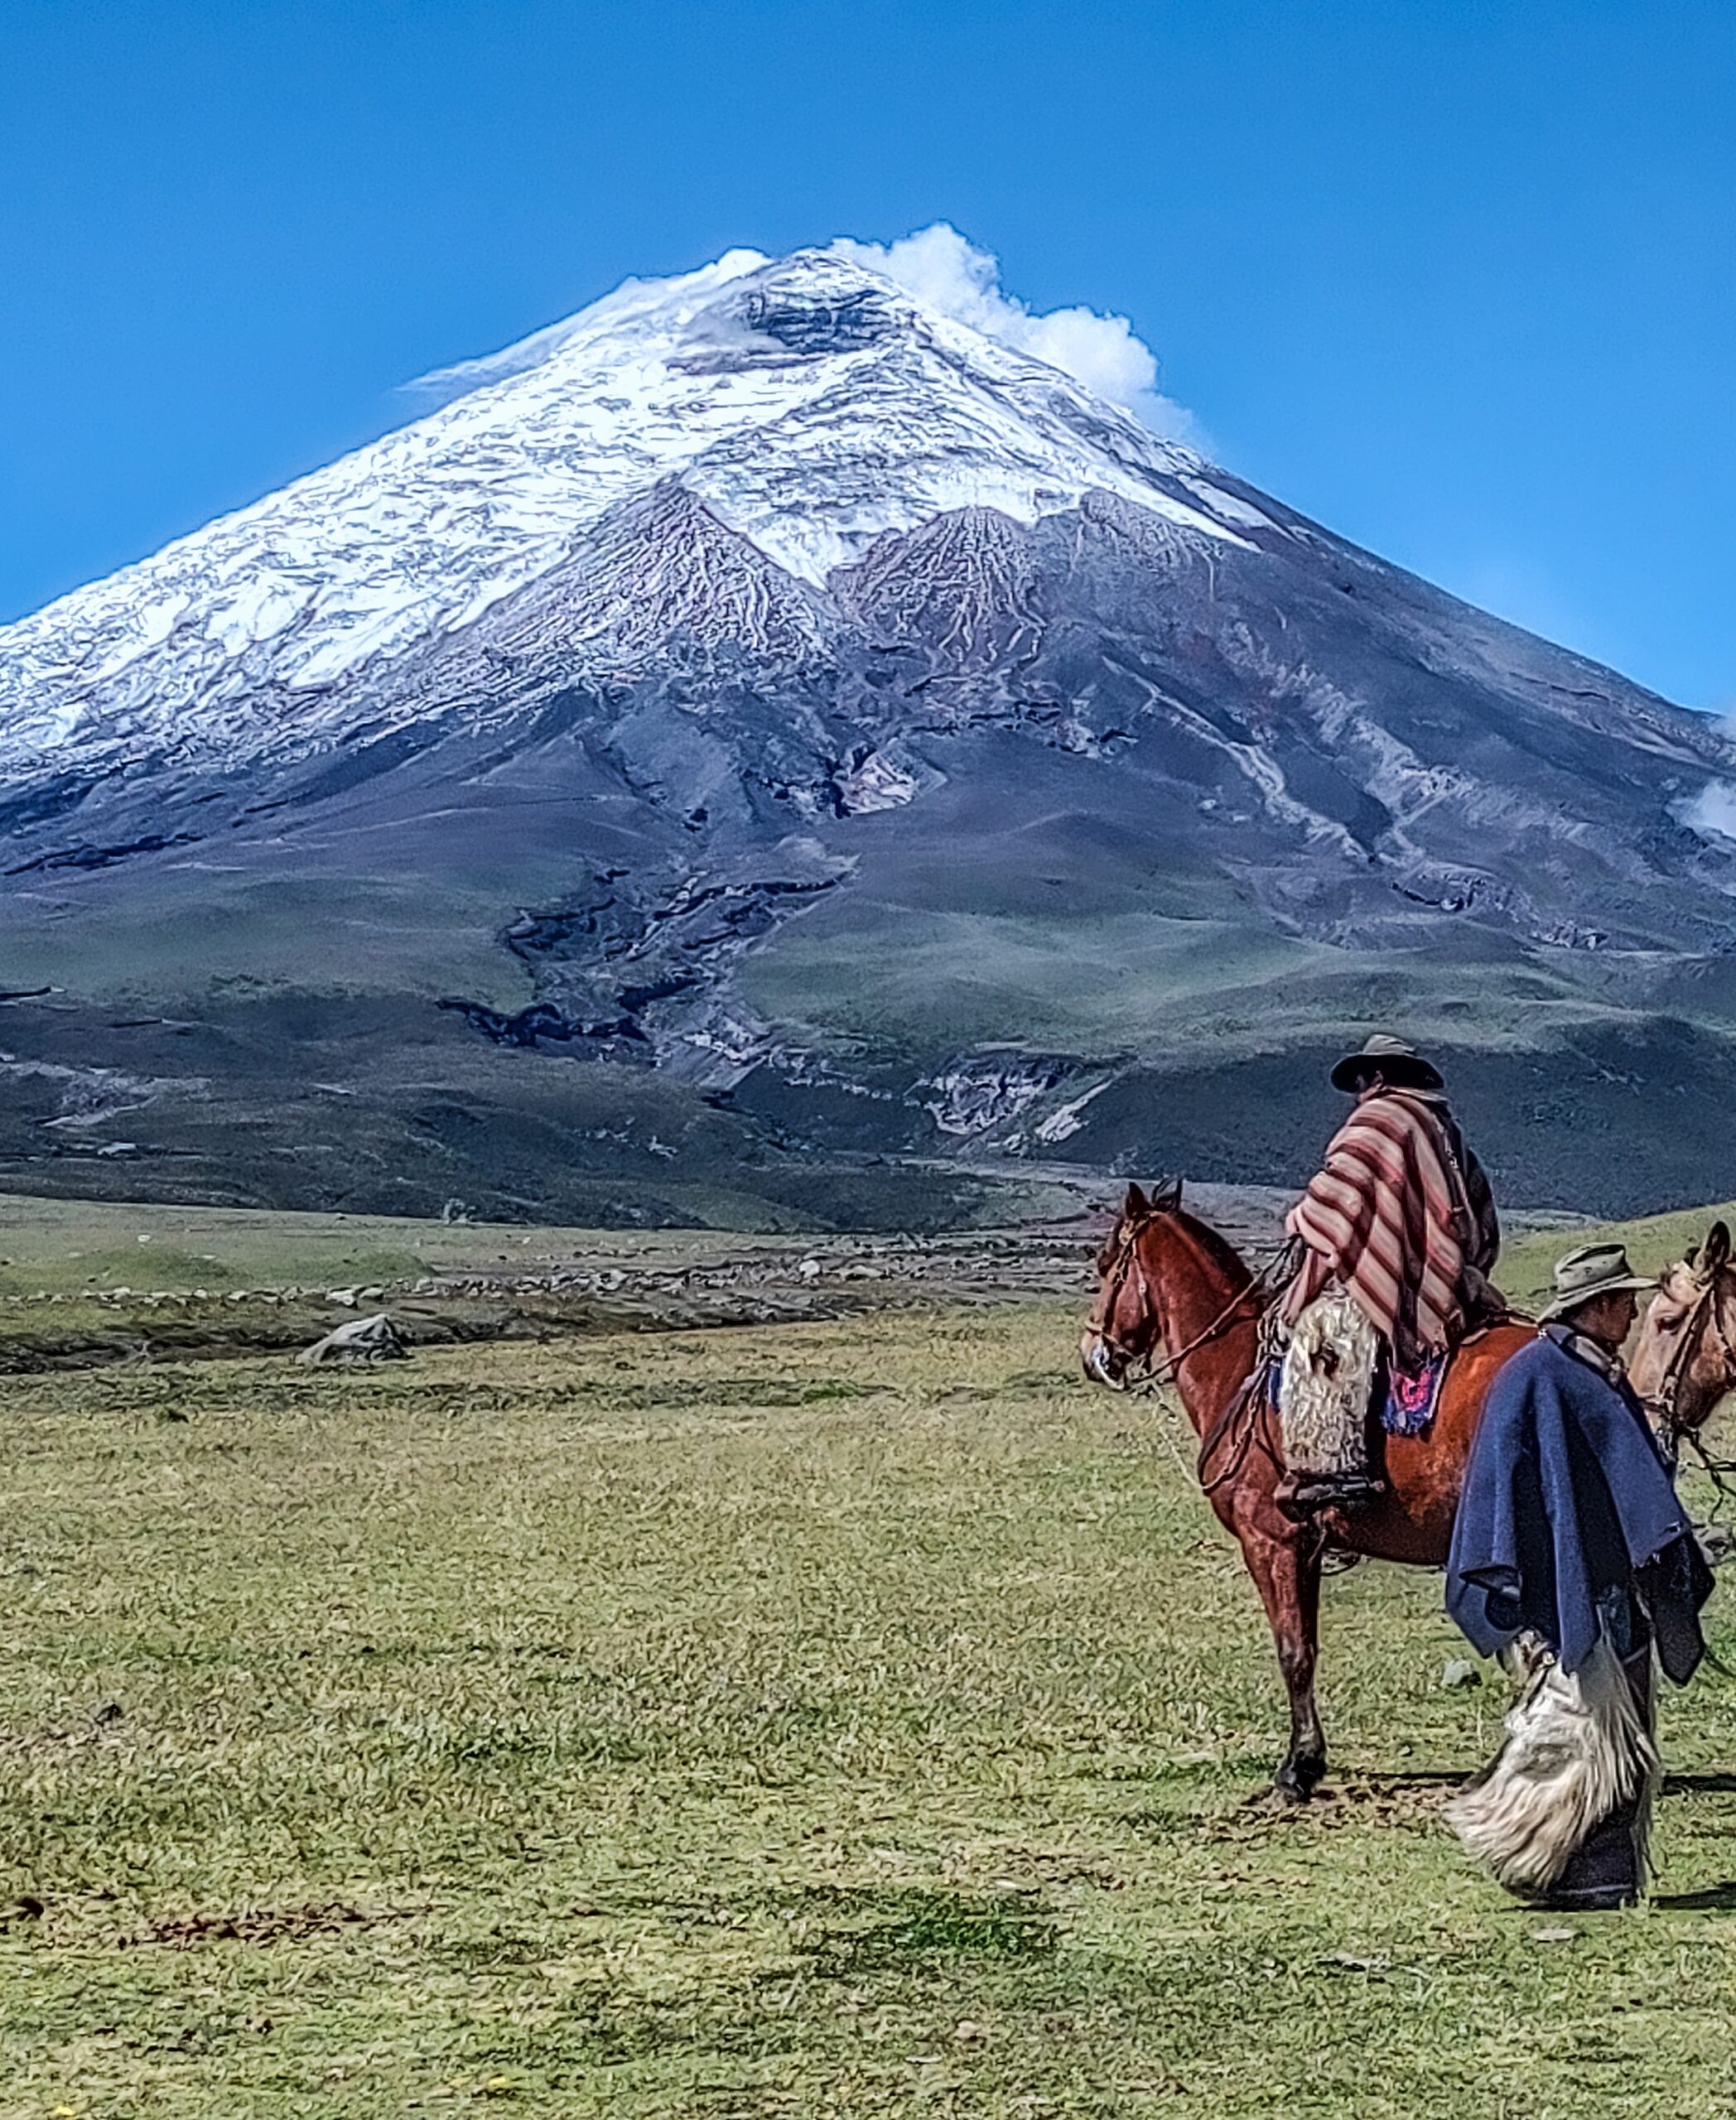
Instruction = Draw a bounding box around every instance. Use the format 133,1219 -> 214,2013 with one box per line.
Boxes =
408,224 -> 1192,438
829,224 -> 1192,438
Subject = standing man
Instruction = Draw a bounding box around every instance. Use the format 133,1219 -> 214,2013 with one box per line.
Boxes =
1446,1243 -> 1713,1909
1277,1033 -> 1501,1515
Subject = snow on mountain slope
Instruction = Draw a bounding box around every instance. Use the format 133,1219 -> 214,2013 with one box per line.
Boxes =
13,240 -> 1736,1226
0,248 -> 1263,770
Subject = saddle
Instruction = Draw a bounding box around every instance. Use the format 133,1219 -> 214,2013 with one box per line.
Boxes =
1270,1285 -> 1492,1517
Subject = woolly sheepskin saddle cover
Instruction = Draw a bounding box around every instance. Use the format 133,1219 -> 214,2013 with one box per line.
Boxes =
1278,1290 -> 1381,1479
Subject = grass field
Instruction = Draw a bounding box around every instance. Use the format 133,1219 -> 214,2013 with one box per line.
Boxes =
0,1191 -> 807,1301
1499,1201 -> 1736,1315
3,1294 -> 1735,2118
0,1178 -> 1715,1303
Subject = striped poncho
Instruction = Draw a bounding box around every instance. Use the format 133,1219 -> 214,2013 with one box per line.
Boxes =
1285,1088 -> 1500,1369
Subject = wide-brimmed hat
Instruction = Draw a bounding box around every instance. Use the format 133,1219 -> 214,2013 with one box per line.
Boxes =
1329,1034 -> 1444,1095
1537,1243 -> 1656,1323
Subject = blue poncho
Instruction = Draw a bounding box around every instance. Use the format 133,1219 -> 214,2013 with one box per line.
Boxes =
1446,1334 -> 1710,1682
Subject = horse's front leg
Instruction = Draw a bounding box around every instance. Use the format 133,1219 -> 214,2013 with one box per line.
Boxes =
1240,1521 -> 1326,1801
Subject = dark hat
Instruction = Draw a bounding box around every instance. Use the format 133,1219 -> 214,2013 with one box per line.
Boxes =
1329,1033 -> 1445,1095
1537,1243 -> 1656,1323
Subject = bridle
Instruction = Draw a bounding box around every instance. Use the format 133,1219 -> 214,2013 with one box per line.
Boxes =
1643,1268 -> 1736,1499
1093,1212 -> 1292,1396
1092,1217 -> 1163,1387
1092,1211 -> 1326,1505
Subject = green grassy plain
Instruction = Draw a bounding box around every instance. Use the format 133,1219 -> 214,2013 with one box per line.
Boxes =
3,1298 -> 1734,2118
0,1192 -> 803,1301
1500,1200 -> 1736,1314
0,1181 -> 1724,1303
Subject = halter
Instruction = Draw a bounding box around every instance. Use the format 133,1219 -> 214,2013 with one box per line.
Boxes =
1644,1268 -> 1736,1495
1095,1212 -> 1291,1395
1092,1218 -> 1161,1385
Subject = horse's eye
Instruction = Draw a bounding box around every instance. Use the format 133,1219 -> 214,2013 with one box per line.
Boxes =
1652,1303 -> 1685,1330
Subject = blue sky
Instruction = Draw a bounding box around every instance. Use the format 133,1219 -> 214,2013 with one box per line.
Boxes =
4,0 -> 1734,706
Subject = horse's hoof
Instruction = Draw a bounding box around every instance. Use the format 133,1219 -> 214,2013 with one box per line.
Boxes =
1250,1779 -> 1312,1810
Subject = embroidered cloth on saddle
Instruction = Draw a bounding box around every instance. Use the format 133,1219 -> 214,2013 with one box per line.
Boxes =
1285,1086 -> 1499,1372
1263,1347 -> 1448,1437
1384,1349 -> 1448,1436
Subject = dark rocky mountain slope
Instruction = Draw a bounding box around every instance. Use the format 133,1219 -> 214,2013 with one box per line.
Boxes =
2,248 -> 1734,1224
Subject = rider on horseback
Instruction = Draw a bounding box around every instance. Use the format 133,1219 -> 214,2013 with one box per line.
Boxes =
1275,1033 -> 1502,1516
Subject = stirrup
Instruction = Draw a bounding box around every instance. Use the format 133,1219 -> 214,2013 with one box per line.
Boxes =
1274,1470 -> 1388,1520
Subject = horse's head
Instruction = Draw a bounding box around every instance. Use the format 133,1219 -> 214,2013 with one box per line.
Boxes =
1079,1177 -> 1182,1390
1628,1219 -> 1736,1439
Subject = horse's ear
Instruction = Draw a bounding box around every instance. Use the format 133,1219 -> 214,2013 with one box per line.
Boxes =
1151,1174 -> 1183,1212
1705,1221 -> 1731,1275
1122,1182 -> 1150,1221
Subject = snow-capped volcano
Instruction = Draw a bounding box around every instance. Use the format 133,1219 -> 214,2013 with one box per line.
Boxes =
5,238 -> 1736,1227
0,247 -> 1264,769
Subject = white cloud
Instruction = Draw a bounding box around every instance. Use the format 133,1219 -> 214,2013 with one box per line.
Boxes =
829,223 -> 1191,437
403,224 -> 1193,438
1679,781 -> 1736,841
408,316 -> 586,401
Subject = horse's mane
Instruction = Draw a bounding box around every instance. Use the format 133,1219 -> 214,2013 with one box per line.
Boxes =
1102,1197 -> 1256,1294
1156,1202 -> 1258,1293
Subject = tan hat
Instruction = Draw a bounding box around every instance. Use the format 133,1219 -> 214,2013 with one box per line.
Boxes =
1538,1242 -> 1656,1323
1329,1034 -> 1444,1095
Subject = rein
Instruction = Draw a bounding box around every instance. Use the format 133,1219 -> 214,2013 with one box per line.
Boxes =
1093,1212 -> 1299,1502
1677,1424 -> 1736,1519
1097,1219 -> 1295,1396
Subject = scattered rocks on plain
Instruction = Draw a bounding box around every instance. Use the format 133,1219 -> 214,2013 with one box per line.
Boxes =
299,1313 -> 411,1366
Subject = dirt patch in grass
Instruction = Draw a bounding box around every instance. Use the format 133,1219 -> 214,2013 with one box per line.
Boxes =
1184,1773 -> 1463,1845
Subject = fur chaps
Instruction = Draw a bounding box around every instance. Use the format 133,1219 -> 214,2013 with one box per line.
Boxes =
1279,1290 -> 1380,1477
1446,1635 -> 1658,1896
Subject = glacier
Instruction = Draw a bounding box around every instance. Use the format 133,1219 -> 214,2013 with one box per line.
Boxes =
3,238 -> 1736,1226
0,248 -> 1258,770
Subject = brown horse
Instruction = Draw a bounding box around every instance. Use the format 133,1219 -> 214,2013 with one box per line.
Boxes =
1629,1218 -> 1736,1446
1080,1179 -> 1533,1801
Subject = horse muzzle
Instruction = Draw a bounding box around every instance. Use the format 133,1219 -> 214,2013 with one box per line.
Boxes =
1079,1331 -> 1126,1390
